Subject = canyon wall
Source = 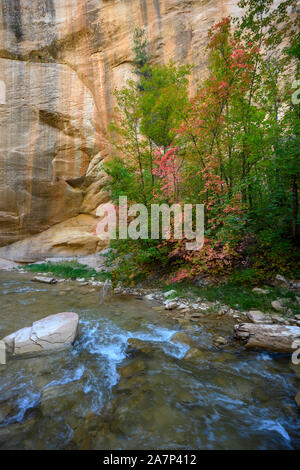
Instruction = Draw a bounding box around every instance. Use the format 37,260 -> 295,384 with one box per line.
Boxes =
0,0 -> 239,261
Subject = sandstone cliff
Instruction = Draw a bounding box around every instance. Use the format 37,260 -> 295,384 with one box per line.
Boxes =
0,0 -> 239,261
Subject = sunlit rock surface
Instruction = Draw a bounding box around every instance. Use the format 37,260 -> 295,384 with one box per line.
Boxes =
2,311 -> 79,355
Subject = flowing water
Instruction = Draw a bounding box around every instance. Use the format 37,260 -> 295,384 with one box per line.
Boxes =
0,271 -> 299,450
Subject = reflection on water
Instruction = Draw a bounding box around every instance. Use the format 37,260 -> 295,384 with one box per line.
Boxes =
0,271 -> 299,450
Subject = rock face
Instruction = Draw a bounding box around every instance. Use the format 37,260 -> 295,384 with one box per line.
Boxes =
234,323 -> 300,353
0,214 -> 103,261
0,257 -> 19,270
0,0 -> 239,260
2,312 -> 79,355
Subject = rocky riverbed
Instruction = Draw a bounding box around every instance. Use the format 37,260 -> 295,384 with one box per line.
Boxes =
0,270 -> 299,449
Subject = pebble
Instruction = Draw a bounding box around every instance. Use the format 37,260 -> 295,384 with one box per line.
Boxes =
164,301 -> 178,310
214,336 -> 227,346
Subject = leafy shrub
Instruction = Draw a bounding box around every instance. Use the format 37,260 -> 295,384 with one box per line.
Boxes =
24,261 -> 111,281
228,267 -> 264,286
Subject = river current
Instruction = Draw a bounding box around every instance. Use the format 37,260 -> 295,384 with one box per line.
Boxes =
0,271 -> 299,450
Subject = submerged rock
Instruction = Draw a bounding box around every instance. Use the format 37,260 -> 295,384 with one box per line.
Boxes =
291,364 -> 300,379
71,411 -> 103,450
171,332 -> 194,347
234,323 -> 300,353
0,417 -> 37,449
2,312 -> 79,356
183,348 -> 206,361
118,360 -> 146,379
41,380 -> 85,418
214,336 -> 228,347
0,398 -> 19,426
127,338 -> 153,355
116,376 -> 147,392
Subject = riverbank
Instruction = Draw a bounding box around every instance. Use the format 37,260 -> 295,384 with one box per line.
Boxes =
0,254 -> 298,327
15,256 -> 300,327
1,255 -> 299,356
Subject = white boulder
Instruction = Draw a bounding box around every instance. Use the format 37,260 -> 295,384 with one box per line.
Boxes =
234,323 -> 300,353
2,312 -> 79,356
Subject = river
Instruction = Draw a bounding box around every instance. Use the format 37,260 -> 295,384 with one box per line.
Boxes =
0,271 -> 299,450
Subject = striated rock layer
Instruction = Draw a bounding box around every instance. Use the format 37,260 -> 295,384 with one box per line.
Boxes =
0,0 -> 239,260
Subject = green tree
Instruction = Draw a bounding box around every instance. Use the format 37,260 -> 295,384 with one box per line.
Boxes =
107,81 -> 150,204
106,62 -> 190,204
104,0 -> 300,283
132,27 -> 151,87
139,63 -> 190,148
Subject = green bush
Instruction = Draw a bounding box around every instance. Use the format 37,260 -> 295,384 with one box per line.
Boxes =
228,268 -> 264,286
23,261 -> 111,281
